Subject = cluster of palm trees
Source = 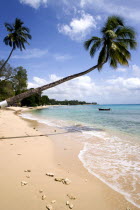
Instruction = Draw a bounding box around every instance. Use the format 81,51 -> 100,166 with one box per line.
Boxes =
0,16 -> 137,108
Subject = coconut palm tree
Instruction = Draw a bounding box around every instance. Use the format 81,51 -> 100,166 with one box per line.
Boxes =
0,18 -> 32,71
0,16 -> 137,108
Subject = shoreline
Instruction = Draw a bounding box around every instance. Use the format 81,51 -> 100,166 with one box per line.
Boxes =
0,107 -> 138,210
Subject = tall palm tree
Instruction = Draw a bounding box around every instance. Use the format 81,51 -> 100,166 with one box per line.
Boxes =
0,16 -> 137,108
0,18 -> 32,71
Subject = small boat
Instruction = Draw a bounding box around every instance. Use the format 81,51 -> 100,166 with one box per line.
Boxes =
98,108 -> 111,111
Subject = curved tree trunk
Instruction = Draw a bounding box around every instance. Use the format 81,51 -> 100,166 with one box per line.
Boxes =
0,48 -> 14,71
0,63 -> 99,108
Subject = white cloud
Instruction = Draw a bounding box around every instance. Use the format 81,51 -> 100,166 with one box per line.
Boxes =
28,74 -> 140,103
54,54 -> 72,61
33,77 -> 47,85
58,11 -> 97,41
79,0 -> 140,21
116,68 -> 127,72
12,48 -> 48,59
107,77 -> 140,90
19,0 -> 48,9
19,0 -> 140,22
132,65 -> 140,77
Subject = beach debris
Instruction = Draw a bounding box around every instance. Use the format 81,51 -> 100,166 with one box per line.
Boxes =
46,204 -> 53,210
69,204 -> 74,209
17,153 -> 22,155
66,201 -> 70,205
126,208 -> 131,210
54,177 -> 71,185
26,175 -> 30,178
67,194 -> 76,200
21,181 -> 28,186
54,177 -> 64,182
54,130 -> 56,132
62,178 -> 71,185
46,173 -> 54,177
66,201 -> 73,209
39,189 -> 43,193
24,169 -> 31,172
42,195 -> 46,200
10,144 -> 13,145
51,200 -> 56,204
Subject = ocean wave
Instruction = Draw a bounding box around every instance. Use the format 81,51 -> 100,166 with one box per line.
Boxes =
79,139 -> 140,208
21,113 -> 58,127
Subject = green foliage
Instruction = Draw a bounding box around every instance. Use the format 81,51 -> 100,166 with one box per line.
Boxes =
0,60 -> 16,81
84,15 -> 137,70
0,80 -> 14,101
13,66 -> 28,95
0,60 -> 28,101
41,95 -> 50,105
21,92 -> 42,107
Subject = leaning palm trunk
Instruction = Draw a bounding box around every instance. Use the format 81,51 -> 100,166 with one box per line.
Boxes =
0,48 -> 14,71
0,63 -> 99,108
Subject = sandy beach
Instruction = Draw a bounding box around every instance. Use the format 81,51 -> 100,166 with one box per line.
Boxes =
0,107 -> 138,210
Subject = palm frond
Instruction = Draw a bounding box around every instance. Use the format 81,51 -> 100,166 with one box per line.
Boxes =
21,33 -> 32,39
117,38 -> 137,49
22,26 -> 30,33
84,37 -> 102,50
3,36 -> 9,45
114,42 -> 131,59
111,48 -> 129,66
4,23 -> 13,32
116,26 -> 136,39
89,40 -> 102,57
110,57 -> 118,68
101,16 -> 124,33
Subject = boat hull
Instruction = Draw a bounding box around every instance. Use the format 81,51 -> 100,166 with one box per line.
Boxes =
98,108 -> 111,111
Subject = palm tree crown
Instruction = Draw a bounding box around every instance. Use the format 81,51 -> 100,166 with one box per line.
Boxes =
4,18 -> 32,51
0,18 -> 32,71
84,16 -> 137,70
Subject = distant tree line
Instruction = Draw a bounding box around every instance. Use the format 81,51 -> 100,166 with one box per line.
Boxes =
21,93 -> 97,107
0,60 -> 97,107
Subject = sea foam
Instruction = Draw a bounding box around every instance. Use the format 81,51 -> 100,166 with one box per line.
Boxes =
78,133 -> 140,208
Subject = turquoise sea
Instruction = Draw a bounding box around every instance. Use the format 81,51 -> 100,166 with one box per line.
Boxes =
22,104 -> 140,208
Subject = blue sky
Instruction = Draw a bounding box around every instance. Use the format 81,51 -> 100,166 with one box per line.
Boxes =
0,0 -> 140,104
